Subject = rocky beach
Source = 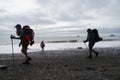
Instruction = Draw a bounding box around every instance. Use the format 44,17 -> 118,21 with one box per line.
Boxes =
0,47 -> 120,80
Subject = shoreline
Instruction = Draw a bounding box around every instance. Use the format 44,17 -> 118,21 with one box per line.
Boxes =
0,46 -> 120,54
0,40 -> 120,54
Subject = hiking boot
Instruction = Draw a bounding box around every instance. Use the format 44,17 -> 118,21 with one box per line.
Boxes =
23,62 -> 29,64
95,52 -> 99,57
30,41 -> 34,46
23,61 -> 29,64
29,57 -> 32,61
87,56 -> 92,59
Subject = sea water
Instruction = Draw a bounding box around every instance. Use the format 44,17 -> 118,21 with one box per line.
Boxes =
0,33 -> 120,54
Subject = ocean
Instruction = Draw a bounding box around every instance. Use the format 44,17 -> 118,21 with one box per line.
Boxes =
0,33 -> 120,54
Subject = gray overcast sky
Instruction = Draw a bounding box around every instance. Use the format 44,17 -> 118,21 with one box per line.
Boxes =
0,0 -> 120,36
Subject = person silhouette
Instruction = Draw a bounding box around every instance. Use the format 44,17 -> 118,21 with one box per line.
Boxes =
11,24 -> 32,64
84,28 -> 99,58
40,40 -> 45,52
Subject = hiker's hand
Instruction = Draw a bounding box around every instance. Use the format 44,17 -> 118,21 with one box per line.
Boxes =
83,40 -> 86,43
30,40 -> 34,46
19,42 -> 21,47
10,35 -> 15,39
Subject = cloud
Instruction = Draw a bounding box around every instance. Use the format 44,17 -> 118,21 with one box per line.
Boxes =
0,0 -> 120,37
34,0 -> 120,28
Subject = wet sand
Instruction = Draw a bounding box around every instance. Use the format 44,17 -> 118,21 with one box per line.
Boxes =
0,47 -> 120,80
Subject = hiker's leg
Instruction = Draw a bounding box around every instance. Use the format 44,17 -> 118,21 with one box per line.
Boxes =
91,42 -> 99,57
92,49 -> 97,53
42,47 -> 44,52
88,42 -> 93,58
21,47 -> 29,63
42,48 -> 43,52
89,49 -> 92,58
88,42 -> 95,58
92,49 -> 99,57
21,42 -> 30,64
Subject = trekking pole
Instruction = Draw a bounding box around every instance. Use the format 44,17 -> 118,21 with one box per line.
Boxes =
84,42 -> 88,48
11,35 -> 15,65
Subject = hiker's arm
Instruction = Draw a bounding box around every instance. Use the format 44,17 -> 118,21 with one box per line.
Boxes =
83,39 -> 88,43
83,34 -> 89,43
14,37 -> 20,39
10,35 -> 20,39
11,30 -> 24,39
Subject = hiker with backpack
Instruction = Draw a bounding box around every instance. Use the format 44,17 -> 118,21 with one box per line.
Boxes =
83,28 -> 103,58
10,24 -> 34,64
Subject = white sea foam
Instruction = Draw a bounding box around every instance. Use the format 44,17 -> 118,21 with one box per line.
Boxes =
0,41 -> 120,54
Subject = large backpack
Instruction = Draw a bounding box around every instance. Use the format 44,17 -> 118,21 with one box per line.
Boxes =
92,29 -> 103,42
23,25 -> 35,46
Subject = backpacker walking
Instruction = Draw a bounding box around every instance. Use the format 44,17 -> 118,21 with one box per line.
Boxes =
40,40 -> 45,52
11,24 -> 34,64
83,28 -> 103,58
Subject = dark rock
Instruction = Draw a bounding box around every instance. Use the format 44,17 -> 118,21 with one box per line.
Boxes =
0,65 -> 7,70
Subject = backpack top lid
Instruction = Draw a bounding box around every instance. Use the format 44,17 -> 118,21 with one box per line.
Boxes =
92,29 -> 98,33
15,24 -> 21,28
23,25 -> 30,29
87,28 -> 92,33
23,25 -> 31,35
92,29 -> 101,42
23,25 -> 34,41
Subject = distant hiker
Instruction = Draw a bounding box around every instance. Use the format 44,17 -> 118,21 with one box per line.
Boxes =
83,28 -> 103,58
10,24 -> 35,64
40,40 -> 45,52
